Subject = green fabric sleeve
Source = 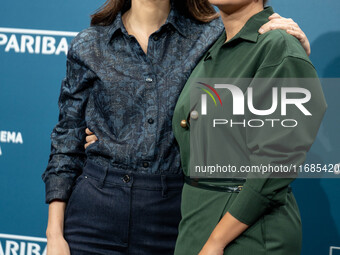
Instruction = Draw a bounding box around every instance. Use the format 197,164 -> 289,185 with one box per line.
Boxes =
228,57 -> 327,225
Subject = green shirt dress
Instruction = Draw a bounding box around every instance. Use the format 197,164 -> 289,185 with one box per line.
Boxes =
172,7 -> 327,255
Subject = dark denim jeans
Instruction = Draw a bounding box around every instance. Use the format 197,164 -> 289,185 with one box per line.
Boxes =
64,159 -> 184,255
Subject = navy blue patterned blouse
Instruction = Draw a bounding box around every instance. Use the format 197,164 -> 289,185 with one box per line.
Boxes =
42,5 -> 224,203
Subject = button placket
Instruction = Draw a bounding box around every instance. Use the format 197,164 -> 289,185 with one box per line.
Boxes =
145,77 -> 153,83
143,74 -> 157,162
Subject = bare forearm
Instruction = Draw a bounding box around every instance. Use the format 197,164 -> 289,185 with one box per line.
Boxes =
212,212 -> 248,245
200,212 -> 249,254
46,200 -> 67,238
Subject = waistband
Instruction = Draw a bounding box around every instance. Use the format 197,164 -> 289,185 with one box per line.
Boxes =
83,159 -> 184,190
184,176 -> 292,193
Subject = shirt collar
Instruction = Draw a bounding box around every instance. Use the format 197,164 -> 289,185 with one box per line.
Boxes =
165,1 -> 189,38
223,6 -> 275,45
106,0 -> 189,45
106,11 -> 127,45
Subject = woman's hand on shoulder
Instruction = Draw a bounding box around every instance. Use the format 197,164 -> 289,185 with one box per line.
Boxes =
84,128 -> 98,149
259,13 -> 311,56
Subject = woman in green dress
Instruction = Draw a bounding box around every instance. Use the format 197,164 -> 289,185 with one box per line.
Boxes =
172,0 -> 327,255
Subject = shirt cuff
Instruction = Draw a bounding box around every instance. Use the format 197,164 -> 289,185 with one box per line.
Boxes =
44,175 -> 74,204
227,184 -> 272,226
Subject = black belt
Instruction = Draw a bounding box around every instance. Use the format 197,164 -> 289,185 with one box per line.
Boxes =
184,176 -> 245,193
184,176 -> 292,193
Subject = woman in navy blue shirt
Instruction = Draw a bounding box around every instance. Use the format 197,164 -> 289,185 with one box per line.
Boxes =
42,0 -> 311,254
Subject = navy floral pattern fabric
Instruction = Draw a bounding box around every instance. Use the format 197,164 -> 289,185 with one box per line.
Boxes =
42,5 -> 224,203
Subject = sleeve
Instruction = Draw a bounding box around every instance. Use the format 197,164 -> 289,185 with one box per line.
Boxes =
41,41 -> 95,204
227,56 -> 327,225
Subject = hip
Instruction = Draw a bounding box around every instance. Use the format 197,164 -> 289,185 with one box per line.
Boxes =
64,159 -> 184,254
175,183 -> 301,255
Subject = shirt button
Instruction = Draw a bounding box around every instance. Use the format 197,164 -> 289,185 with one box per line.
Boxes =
148,118 -> 154,124
122,174 -> 130,183
154,36 -> 159,41
145,77 -> 153,83
143,162 -> 150,168
190,110 -> 199,120
180,120 -> 187,128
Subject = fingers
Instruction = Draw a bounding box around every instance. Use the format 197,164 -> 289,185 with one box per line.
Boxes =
85,128 -> 93,135
84,140 -> 96,150
84,130 -> 98,150
286,29 -> 305,40
286,30 -> 311,56
86,134 -> 98,143
259,19 -> 299,34
258,16 -> 311,56
268,13 -> 282,20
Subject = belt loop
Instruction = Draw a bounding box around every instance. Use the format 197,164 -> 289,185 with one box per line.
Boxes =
161,175 -> 168,198
98,162 -> 109,189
